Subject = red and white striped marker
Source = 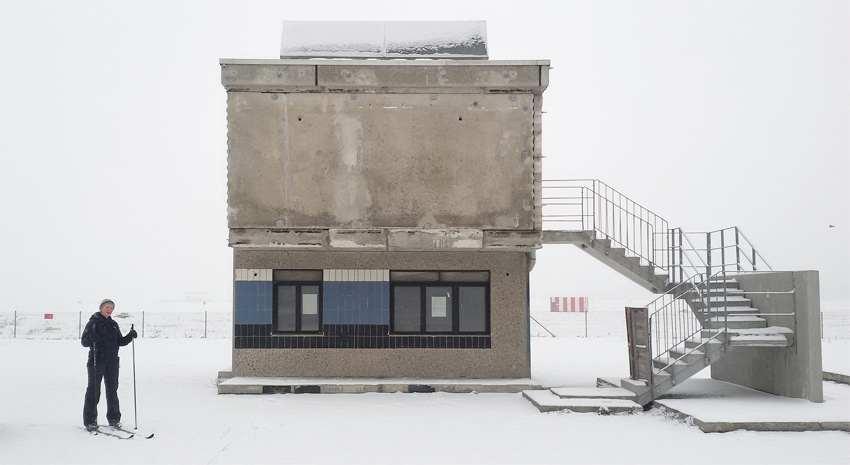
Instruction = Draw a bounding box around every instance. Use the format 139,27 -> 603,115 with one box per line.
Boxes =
549,297 -> 589,312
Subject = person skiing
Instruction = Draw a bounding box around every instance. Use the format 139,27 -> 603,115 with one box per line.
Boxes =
81,299 -> 137,431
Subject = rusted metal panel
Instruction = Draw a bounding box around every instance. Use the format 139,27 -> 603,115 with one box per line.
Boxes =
626,307 -> 651,382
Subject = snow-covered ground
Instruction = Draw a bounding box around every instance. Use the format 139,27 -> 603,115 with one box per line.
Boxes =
1,302 -> 848,464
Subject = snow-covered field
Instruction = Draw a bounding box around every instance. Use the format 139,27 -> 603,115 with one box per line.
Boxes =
1,301 -> 848,464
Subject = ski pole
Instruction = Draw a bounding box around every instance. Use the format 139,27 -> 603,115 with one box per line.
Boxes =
131,324 -> 137,430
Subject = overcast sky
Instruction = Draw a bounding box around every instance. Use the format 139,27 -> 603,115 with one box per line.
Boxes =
1,0 -> 848,311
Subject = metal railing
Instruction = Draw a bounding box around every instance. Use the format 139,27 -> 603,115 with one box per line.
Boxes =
542,179 -> 669,271
646,272 -> 724,379
541,180 -> 770,288
646,269 -> 796,396
669,227 -> 771,284
541,179 -> 788,397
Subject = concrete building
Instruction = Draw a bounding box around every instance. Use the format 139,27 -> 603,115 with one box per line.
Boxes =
220,22 -> 548,386
219,22 -> 822,407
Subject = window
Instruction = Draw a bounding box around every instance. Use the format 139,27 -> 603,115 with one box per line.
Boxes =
273,270 -> 322,333
390,271 -> 489,334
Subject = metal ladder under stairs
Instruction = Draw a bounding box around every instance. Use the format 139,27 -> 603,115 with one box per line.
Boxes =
541,179 -> 797,407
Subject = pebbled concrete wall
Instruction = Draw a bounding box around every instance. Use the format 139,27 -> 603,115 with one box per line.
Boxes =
711,271 -> 823,402
231,249 -> 531,379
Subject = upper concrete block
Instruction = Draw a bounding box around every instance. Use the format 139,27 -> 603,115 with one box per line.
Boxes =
226,91 -> 536,231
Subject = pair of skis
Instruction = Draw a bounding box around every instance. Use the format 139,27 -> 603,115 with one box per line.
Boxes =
88,425 -> 154,440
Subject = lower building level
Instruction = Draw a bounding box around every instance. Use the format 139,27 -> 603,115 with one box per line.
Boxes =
231,250 -> 533,379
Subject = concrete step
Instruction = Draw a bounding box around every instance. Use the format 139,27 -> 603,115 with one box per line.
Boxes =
559,232 -> 668,293
698,330 -> 729,341
669,347 -> 705,364
687,338 -> 726,353
681,289 -> 747,302
523,389 -> 643,414
707,278 -> 740,289
550,386 -> 637,400
697,305 -> 759,314
653,357 -> 689,374
619,377 -> 650,394
695,307 -> 761,321
705,315 -> 767,330
596,377 -> 621,388
728,326 -> 795,347
691,296 -> 753,308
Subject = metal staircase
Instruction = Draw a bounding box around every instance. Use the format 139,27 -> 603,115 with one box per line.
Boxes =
541,179 -> 797,406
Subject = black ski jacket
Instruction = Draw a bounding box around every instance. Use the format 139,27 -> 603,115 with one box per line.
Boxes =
81,312 -> 133,365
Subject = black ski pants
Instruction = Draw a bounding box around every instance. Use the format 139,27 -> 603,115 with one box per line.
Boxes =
83,359 -> 121,426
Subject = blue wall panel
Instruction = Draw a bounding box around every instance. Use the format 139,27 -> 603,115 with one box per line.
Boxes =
322,280 -> 389,325
235,280 -> 273,325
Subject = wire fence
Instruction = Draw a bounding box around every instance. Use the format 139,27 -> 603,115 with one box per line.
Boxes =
528,308 -> 849,340
530,311 -> 627,339
1,308 -> 845,340
0,311 -> 232,340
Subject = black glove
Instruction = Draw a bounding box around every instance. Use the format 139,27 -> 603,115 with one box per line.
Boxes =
88,324 -> 101,343
127,328 -> 138,339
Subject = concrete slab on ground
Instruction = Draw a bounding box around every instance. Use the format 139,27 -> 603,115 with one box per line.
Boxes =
653,378 -> 850,433
550,386 -> 637,399
523,389 -> 643,414
824,371 -> 850,385
218,376 -> 542,394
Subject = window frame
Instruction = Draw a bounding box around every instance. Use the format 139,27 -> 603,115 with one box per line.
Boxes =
390,280 -> 490,335
272,280 -> 324,335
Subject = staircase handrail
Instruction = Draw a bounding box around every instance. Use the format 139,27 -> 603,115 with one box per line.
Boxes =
542,181 -> 771,288
669,227 -> 771,285
727,227 -> 772,271
668,228 -> 710,284
542,179 -> 669,272
646,270 -> 731,388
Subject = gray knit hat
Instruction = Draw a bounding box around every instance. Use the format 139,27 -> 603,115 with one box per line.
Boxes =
99,299 -> 115,309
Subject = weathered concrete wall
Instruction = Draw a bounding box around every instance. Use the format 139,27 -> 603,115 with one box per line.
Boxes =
227,91 -> 534,230
231,249 -> 531,379
222,59 -> 548,236
711,271 -> 823,402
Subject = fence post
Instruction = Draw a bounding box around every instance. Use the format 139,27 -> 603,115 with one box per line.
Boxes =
584,311 -> 588,338
13,311 -> 16,338
204,311 -> 208,339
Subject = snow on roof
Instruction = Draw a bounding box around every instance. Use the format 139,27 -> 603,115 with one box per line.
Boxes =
280,21 -> 488,59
